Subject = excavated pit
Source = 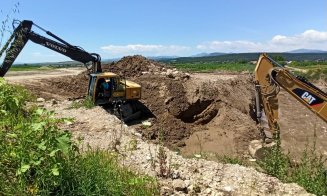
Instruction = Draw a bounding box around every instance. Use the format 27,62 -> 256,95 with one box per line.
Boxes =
176,99 -> 218,124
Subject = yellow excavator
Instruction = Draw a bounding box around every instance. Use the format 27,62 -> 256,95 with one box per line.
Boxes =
254,53 -> 327,141
0,20 -> 142,120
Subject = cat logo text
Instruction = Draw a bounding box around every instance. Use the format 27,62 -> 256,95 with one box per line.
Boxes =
301,92 -> 316,105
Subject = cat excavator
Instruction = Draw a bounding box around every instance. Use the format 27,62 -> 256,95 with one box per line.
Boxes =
0,20 -> 142,121
254,53 -> 327,141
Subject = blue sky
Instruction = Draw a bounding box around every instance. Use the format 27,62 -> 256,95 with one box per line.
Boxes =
0,0 -> 326,63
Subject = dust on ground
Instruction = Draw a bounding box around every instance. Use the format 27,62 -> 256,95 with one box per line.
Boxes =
7,55 -> 327,162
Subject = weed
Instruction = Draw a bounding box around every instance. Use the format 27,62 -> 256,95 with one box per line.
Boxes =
69,96 -> 95,109
61,150 -> 159,195
217,155 -> 244,165
158,146 -> 168,177
0,80 -> 159,195
258,131 -> 291,181
155,129 -> 171,178
258,127 -> 327,195
128,137 -> 138,151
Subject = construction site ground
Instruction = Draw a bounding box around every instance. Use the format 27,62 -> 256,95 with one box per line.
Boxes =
5,56 -> 326,194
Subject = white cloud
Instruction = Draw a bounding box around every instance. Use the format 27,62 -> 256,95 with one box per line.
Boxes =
197,29 -> 327,53
272,29 -> 327,44
197,40 -> 263,53
101,44 -> 191,57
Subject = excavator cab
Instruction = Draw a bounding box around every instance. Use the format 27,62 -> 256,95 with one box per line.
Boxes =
88,72 -> 141,105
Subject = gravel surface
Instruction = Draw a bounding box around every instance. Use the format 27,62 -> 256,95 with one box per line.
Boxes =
42,100 -> 312,196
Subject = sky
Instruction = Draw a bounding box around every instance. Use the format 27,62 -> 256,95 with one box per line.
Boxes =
0,0 -> 326,63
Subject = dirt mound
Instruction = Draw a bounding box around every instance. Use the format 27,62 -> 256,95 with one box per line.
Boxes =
103,55 -> 166,77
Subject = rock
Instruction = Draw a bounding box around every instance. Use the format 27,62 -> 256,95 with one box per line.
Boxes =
173,70 -> 179,75
172,179 -> 187,192
166,69 -> 174,78
182,73 -> 191,80
249,140 -> 276,159
164,96 -> 173,104
36,97 -> 45,102
248,140 -> 262,158
171,170 -> 180,179
161,186 -> 174,196
184,179 -> 191,187
142,121 -> 152,127
51,99 -> 58,105
223,185 -> 233,192
204,188 -> 212,194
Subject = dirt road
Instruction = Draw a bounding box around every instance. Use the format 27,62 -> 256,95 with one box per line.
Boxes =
4,67 -> 84,82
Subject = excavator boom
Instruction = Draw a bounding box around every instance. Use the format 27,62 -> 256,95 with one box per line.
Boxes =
0,20 -> 102,76
254,54 -> 327,137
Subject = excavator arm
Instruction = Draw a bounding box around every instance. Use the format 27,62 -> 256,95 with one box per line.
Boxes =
0,20 -> 102,77
254,53 -> 327,139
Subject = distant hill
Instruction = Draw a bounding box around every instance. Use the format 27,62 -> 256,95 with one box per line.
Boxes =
287,49 -> 327,53
191,52 -> 226,57
161,53 -> 327,64
147,56 -> 179,60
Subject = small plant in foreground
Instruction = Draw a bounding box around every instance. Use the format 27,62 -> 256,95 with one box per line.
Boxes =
218,155 -> 244,165
69,96 -> 95,109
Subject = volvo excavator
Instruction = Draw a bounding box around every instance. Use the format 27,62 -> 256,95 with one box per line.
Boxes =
254,53 -> 327,141
0,20 -> 142,121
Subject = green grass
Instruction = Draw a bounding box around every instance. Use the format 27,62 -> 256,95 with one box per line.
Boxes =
258,133 -> 327,195
170,62 -> 255,72
69,96 -> 95,109
0,78 -> 158,195
293,67 -> 327,81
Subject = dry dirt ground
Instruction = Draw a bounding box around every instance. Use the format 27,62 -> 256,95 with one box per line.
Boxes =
38,100 -> 310,195
6,56 -> 327,163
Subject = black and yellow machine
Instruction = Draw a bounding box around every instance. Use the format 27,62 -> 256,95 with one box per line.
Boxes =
254,53 -> 327,140
0,20 -> 142,120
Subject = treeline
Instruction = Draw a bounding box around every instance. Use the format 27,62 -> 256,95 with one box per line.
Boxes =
162,53 -> 327,64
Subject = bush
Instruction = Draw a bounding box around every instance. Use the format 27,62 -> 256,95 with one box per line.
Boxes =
0,79 -> 158,195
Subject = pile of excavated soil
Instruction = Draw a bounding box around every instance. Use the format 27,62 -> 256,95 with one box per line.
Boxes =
102,55 -> 167,77
21,55 -> 259,158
